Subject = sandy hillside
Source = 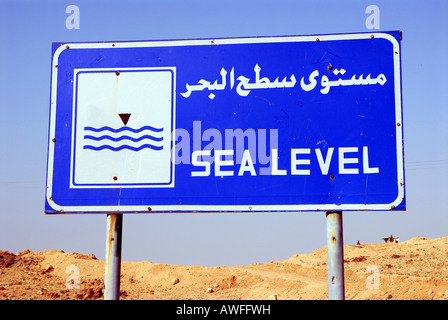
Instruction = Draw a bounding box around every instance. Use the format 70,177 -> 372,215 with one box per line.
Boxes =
1,236 -> 447,300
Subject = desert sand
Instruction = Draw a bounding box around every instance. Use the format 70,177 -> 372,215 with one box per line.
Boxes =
1,236 -> 447,300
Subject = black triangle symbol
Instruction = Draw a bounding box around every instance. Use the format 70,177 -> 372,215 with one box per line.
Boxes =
119,113 -> 131,126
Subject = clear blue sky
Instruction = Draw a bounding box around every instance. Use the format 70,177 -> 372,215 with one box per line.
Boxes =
0,0 -> 447,266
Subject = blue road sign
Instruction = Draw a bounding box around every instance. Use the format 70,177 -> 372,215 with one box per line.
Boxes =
45,31 -> 405,214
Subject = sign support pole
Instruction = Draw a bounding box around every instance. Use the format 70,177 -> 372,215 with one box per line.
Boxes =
104,213 -> 123,300
326,211 -> 345,300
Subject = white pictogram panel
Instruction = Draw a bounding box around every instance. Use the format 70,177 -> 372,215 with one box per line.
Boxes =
70,67 -> 176,188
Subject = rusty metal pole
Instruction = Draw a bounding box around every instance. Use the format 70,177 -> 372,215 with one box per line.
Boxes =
326,211 -> 345,300
104,213 -> 123,300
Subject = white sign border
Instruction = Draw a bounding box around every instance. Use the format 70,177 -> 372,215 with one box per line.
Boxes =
46,32 -> 404,213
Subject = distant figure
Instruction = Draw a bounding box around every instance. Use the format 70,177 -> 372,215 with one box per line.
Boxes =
382,235 -> 399,243
357,240 -> 361,245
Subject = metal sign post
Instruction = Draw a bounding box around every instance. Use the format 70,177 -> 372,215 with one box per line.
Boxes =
104,214 -> 123,300
326,211 -> 345,300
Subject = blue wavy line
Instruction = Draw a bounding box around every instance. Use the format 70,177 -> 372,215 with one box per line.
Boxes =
84,134 -> 163,142
83,144 -> 164,151
84,125 -> 163,133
